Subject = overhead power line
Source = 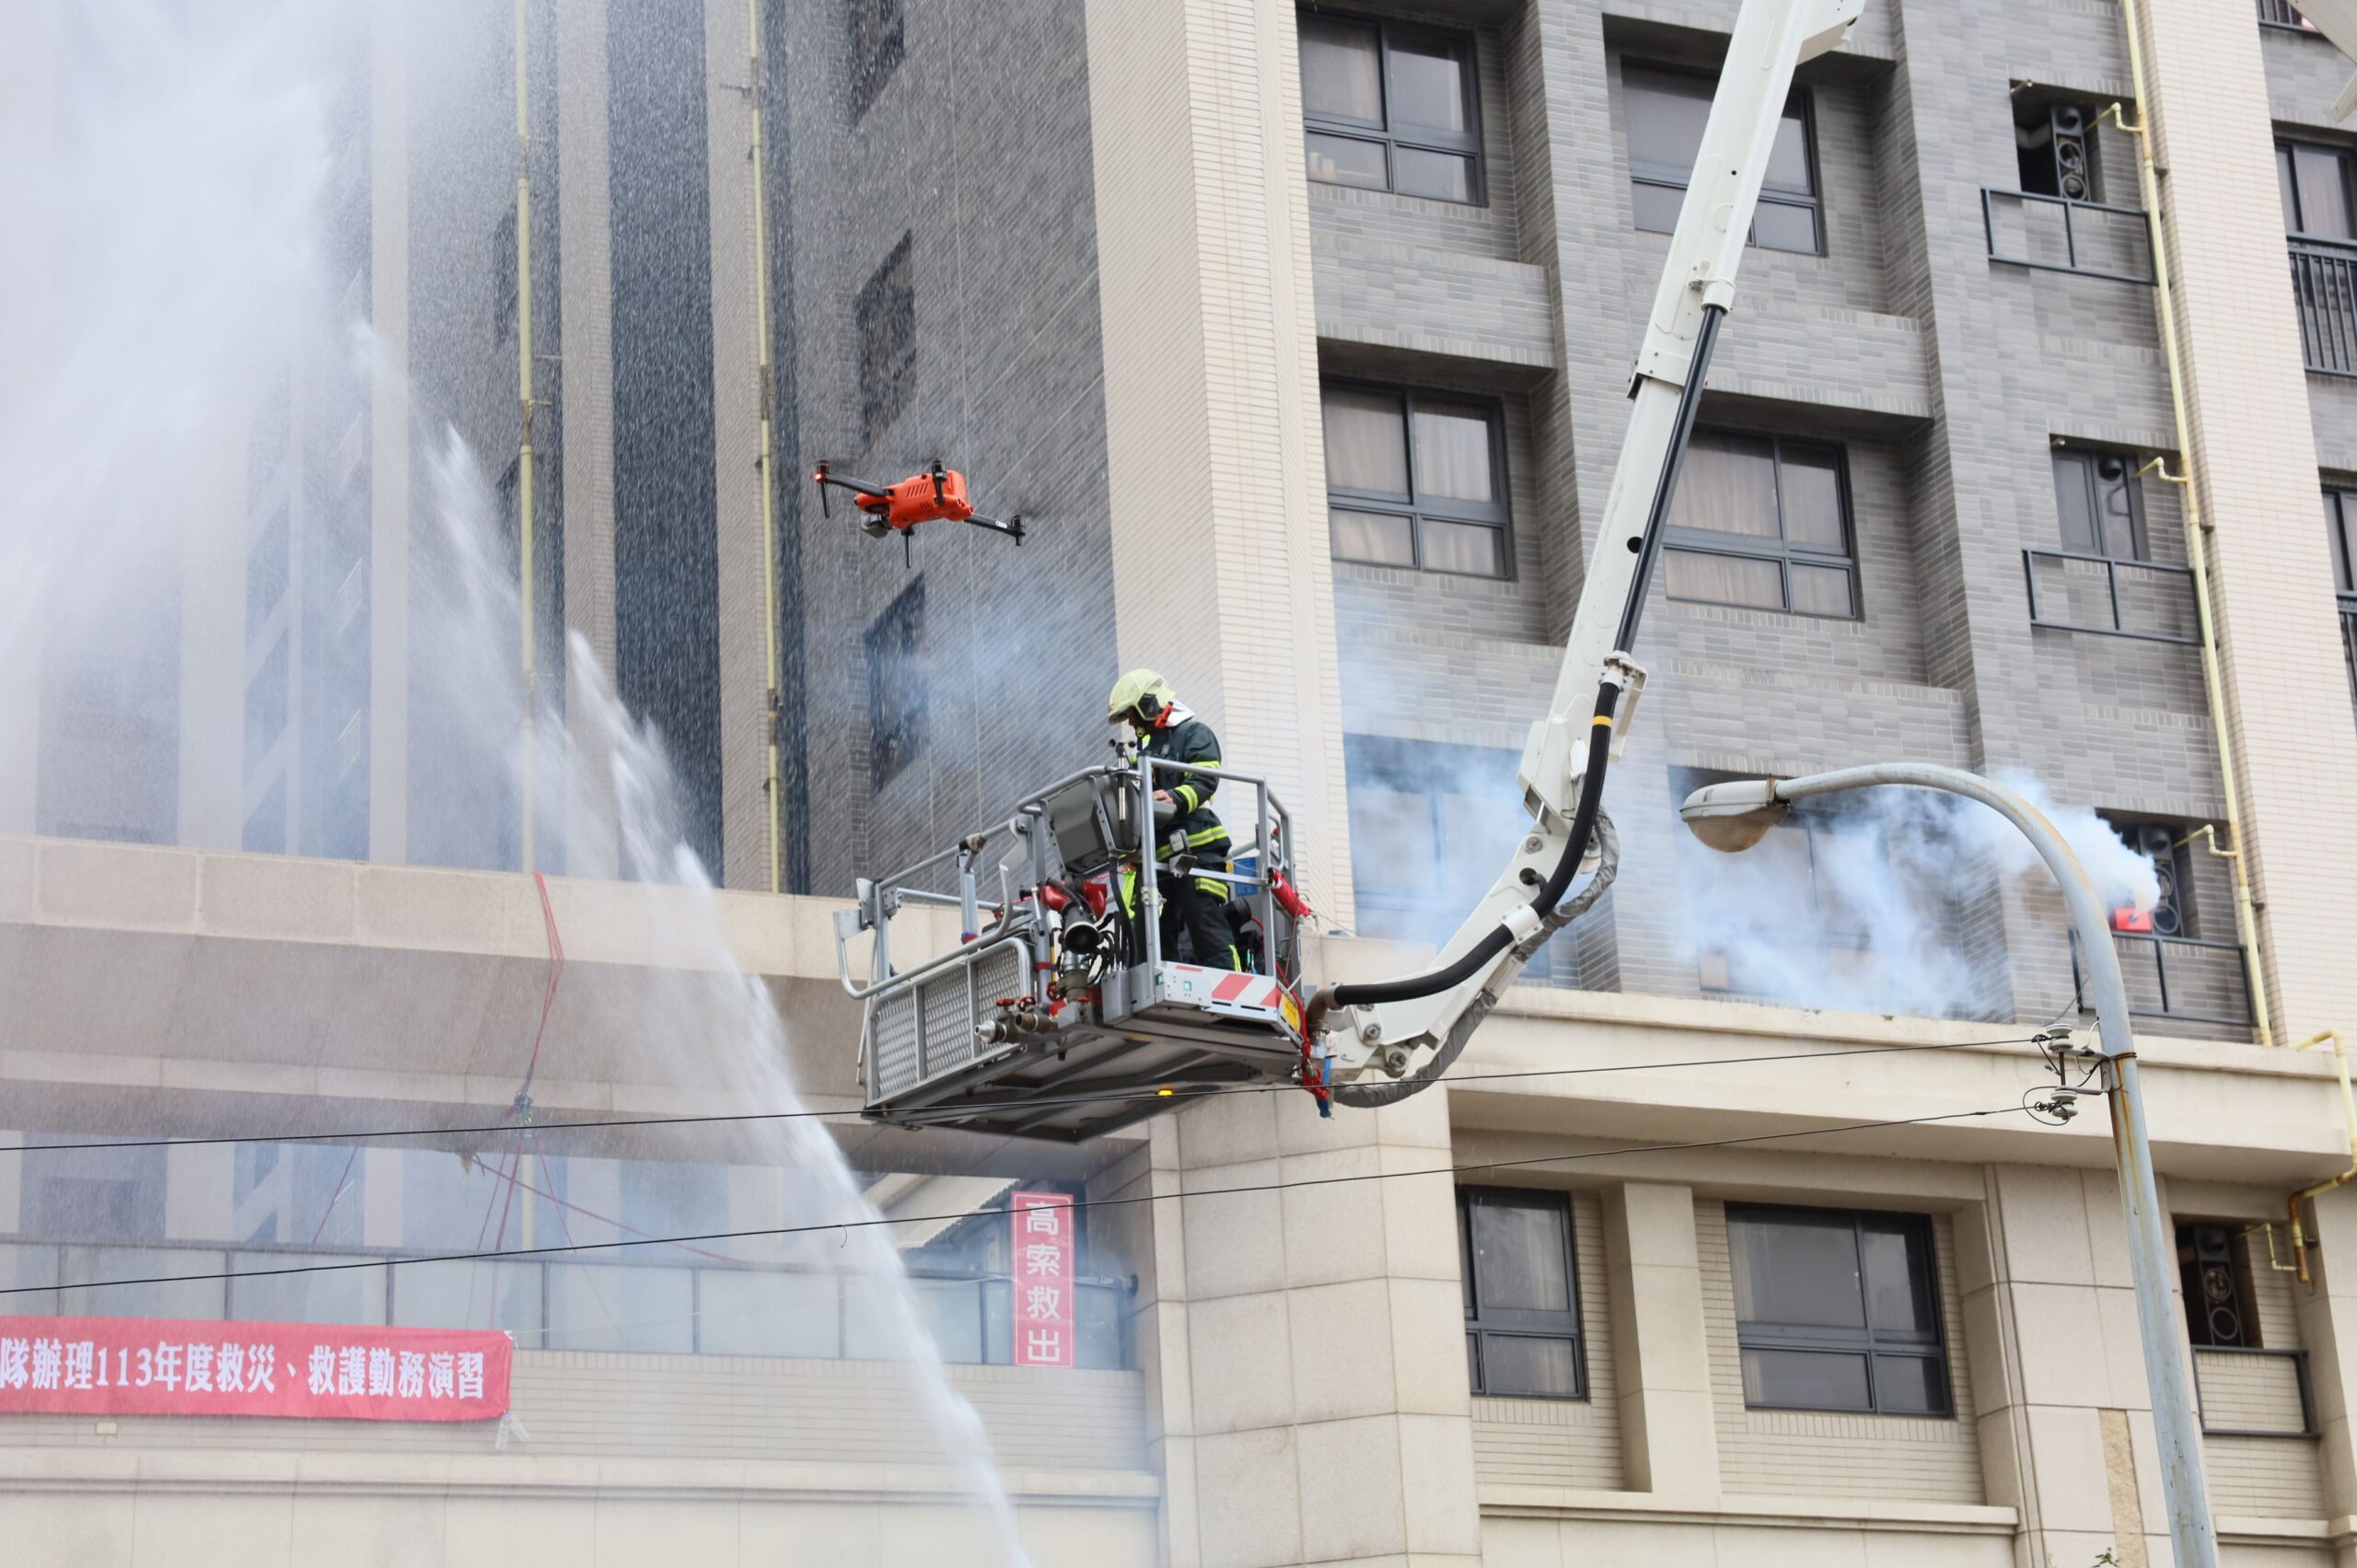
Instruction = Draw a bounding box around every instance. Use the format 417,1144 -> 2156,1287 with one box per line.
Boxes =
9,1031 -> 2063,1161
3,1101 -> 2053,1299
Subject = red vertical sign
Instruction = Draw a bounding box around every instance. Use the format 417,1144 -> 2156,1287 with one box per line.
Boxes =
1010,1191 -> 1075,1368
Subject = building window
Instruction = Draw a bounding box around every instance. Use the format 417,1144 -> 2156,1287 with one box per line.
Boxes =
1459,1187 -> 1584,1399
2280,140 -> 2357,241
2015,99 -> 2098,203
2101,817 -> 2196,937
1726,1204 -> 1952,1416
2177,1223 -> 2256,1346
1322,382 -> 1510,578
1347,736 -> 1555,981
865,578 -> 924,789
1677,781 -> 1875,995
856,233 -> 916,447
493,205 -> 517,344
2326,489 -> 2357,712
1662,431 -> 1857,617
1297,11 -> 1483,204
1624,66 -> 1821,254
849,0 -> 904,120
2260,1 -> 2320,32
2050,447 -> 2147,561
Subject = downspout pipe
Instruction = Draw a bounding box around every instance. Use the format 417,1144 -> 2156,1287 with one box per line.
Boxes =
748,0 -> 784,893
2290,1030 -> 2357,1283
2107,0 -> 2273,1047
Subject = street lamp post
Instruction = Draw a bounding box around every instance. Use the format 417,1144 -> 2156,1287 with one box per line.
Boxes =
1679,763 -> 2216,1568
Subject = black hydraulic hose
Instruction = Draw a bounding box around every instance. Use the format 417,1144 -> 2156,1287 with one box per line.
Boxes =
1618,303 -> 1725,655
1318,303 -> 1729,1016
1326,681 -> 1616,1010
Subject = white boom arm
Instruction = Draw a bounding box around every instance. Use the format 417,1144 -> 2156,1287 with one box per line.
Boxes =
2287,0 -> 2357,121
1316,0 -> 1864,1087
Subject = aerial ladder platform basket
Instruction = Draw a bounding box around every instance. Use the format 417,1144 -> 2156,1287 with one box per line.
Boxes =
836,754 -> 1315,1142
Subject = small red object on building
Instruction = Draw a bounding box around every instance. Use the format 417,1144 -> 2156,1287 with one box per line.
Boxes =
2110,905 -> 2154,933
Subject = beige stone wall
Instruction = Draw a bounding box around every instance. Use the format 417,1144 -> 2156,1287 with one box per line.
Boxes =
1470,1189 -> 1622,1492
701,0 -> 775,896
2134,0 -> 2357,1043
554,0 -> 620,877
1081,0 -> 1354,915
366,0 -> 413,866
1697,1202 -> 1984,1504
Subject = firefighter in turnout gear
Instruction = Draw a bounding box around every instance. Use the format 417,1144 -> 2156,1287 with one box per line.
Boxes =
1108,669 -> 1242,970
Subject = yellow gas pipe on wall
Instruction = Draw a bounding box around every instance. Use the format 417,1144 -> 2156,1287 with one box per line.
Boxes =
2106,0 -> 2271,1050
747,0 -> 784,894
515,0 -> 540,875
2289,1031 -> 2357,1283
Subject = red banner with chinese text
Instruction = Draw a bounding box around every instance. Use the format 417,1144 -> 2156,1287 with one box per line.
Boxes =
0,1316 -> 512,1422
1009,1191 -> 1075,1368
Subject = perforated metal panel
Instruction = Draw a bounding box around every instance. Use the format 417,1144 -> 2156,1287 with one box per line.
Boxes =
867,991 -> 922,1101
863,938 -> 1031,1108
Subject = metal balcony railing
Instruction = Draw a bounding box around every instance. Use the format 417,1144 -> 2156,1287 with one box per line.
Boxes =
2341,602 -> 2357,721
2258,0 -> 2319,31
2292,240 -> 2357,375
1983,189 -> 2155,285
2023,549 -> 2201,644
2192,1345 -> 2317,1437
2072,930 -> 2255,1034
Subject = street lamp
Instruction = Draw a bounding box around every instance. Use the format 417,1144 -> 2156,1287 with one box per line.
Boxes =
1678,763 -> 2216,1568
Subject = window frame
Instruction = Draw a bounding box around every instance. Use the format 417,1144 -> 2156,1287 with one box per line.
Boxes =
1458,1186 -> 1585,1400
2279,137 -> 2357,243
1323,379 -> 1515,580
848,0 -> 905,122
865,577 -> 925,791
2049,446 -> 2151,563
1346,734 -> 1558,981
856,233 -> 917,447
1686,795 -> 1877,995
1660,429 -> 1861,619
1622,63 -> 1824,256
1726,1203 -> 1954,1419
2326,488 -> 2357,714
1297,8 -> 1488,206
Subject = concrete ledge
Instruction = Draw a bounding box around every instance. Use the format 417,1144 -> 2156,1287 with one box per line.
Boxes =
0,1446 -> 1162,1507
1479,1484 -> 2017,1534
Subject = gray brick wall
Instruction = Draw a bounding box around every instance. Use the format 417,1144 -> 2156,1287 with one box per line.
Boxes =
1310,0 -> 2254,1036
752,0 -> 2264,1038
772,0 -> 1115,895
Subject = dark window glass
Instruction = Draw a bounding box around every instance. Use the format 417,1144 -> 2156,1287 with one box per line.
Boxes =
1459,1188 -> 1583,1399
849,0 -> 905,120
1322,381 -> 1510,578
2327,490 -> 2357,720
2050,448 -> 2147,560
856,233 -> 917,447
493,205 -> 517,344
1298,12 -> 1484,204
1624,66 -> 1820,254
1662,430 -> 1858,616
2103,818 -> 2198,939
865,578 -> 925,789
2282,141 -> 2356,240
1726,1205 -> 1952,1417
246,506 -> 289,642
2176,1222 -> 2257,1348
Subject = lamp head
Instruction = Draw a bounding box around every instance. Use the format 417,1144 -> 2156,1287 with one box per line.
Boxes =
1678,780 -> 1791,854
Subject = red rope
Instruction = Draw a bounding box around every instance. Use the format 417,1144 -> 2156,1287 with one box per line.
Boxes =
515,871 -> 568,1099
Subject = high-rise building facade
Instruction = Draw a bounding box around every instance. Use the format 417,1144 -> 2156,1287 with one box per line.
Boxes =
6,0 -> 2357,1563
